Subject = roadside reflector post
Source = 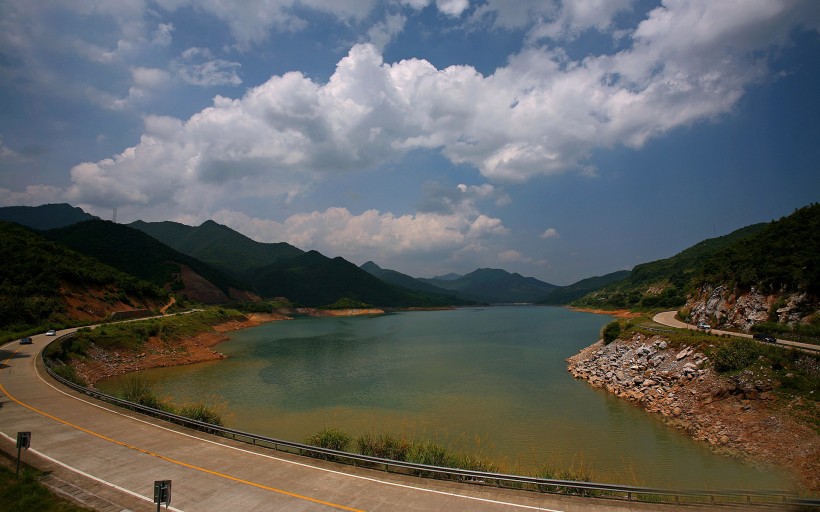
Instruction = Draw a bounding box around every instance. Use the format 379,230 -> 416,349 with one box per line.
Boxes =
154,479 -> 172,511
16,431 -> 31,478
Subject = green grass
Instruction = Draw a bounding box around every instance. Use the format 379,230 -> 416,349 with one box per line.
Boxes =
0,464 -> 93,512
114,376 -> 224,426
44,308 -> 246,363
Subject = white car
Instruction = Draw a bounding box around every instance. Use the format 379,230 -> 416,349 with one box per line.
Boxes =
46,329 -> 57,336
696,322 -> 710,330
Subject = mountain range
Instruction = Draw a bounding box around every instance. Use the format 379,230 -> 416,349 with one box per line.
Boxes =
3,202 -> 816,322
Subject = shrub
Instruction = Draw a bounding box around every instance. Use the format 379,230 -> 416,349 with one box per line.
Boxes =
117,376 -> 172,411
305,428 -> 351,452
50,362 -> 87,387
178,402 -> 224,426
710,338 -> 762,372
601,321 -> 621,344
356,433 -> 410,460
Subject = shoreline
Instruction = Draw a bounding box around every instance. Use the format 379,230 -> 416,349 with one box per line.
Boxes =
566,306 -> 643,319
72,308 -> 387,386
73,312 -> 290,386
567,333 -> 819,492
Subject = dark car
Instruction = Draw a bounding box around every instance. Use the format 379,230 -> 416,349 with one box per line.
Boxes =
753,333 -> 777,343
19,337 -> 33,345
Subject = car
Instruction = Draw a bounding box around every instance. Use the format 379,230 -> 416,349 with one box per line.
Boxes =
753,333 -> 777,343
696,322 -> 710,330
19,337 -> 32,345
46,329 -> 57,336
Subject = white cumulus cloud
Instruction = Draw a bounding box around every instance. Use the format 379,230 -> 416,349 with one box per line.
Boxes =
64,1 -> 820,218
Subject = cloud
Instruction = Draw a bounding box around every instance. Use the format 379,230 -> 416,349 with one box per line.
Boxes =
110,67 -> 171,110
436,0 -> 470,18
0,185 -> 64,206
366,13 -> 407,51
65,2 -> 820,216
211,204 -> 507,263
540,227 -> 559,239
172,47 -> 242,87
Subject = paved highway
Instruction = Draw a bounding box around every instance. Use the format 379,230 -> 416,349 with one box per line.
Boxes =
1,330 -> 767,511
653,311 -> 820,353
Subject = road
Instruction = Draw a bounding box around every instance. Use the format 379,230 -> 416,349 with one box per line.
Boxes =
653,311 -> 820,353
1,330 -> 772,512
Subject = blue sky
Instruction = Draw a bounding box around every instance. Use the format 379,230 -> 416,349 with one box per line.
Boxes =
1,1 -> 818,285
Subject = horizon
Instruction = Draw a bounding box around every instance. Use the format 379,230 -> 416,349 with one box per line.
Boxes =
1,1 -> 818,285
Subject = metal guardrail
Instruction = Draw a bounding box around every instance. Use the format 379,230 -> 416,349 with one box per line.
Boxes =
42,334 -> 818,509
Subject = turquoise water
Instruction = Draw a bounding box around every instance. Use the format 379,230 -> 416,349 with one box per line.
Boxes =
98,306 -> 792,490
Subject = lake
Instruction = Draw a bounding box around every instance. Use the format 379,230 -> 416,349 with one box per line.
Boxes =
97,306 -> 792,490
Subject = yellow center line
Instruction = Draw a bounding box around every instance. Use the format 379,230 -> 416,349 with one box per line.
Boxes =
0,348 -> 364,512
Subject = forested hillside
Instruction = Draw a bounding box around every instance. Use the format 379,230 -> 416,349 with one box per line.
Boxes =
0,221 -> 166,338
44,220 -> 254,304
572,223 -> 767,310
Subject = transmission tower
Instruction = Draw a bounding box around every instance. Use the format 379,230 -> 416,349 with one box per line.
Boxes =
112,207 -> 118,224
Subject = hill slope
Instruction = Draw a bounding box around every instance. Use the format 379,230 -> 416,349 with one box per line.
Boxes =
539,270 -> 632,305
130,219 -> 303,278
249,251 -> 463,307
0,203 -> 97,229
573,222 -> 767,310
0,221 -> 167,337
360,261 -> 474,304
420,268 -> 558,303
44,220 -> 256,304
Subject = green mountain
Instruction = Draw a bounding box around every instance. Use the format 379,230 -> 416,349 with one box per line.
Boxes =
0,221 -> 166,336
420,268 -> 558,304
696,203 -> 820,296
43,220 -> 252,304
572,221 -> 772,309
360,261 -> 475,305
130,219 -> 303,278
0,203 -> 97,230
250,251 -> 461,307
539,270 -> 632,305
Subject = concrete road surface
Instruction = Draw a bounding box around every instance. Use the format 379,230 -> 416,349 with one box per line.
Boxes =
653,311 -> 819,353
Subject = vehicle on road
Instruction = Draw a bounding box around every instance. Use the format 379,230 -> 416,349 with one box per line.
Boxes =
753,333 -> 777,343
46,329 -> 57,336
19,337 -> 32,344
696,322 -> 710,330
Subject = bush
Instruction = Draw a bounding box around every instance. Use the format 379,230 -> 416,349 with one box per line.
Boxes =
356,433 -> 410,460
178,402 -> 224,426
50,362 -> 87,387
305,428 -> 351,452
601,321 -> 621,344
710,338 -> 762,372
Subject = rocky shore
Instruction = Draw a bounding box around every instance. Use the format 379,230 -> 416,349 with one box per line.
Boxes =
567,333 -> 819,491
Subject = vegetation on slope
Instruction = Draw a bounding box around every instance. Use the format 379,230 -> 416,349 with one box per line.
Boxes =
572,223 -> 768,310
695,203 -> 820,296
420,268 -> 557,304
0,203 -> 96,230
0,221 -> 166,341
130,219 -> 303,278
247,250 -> 463,307
44,220 -> 248,300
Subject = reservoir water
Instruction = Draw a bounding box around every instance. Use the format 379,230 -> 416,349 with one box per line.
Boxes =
98,306 -> 792,490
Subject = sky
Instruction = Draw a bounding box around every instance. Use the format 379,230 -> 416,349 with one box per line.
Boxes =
1,1 -> 819,285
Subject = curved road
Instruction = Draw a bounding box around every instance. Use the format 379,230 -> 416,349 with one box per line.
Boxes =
653,311 -> 820,353
2,330 -> 750,512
